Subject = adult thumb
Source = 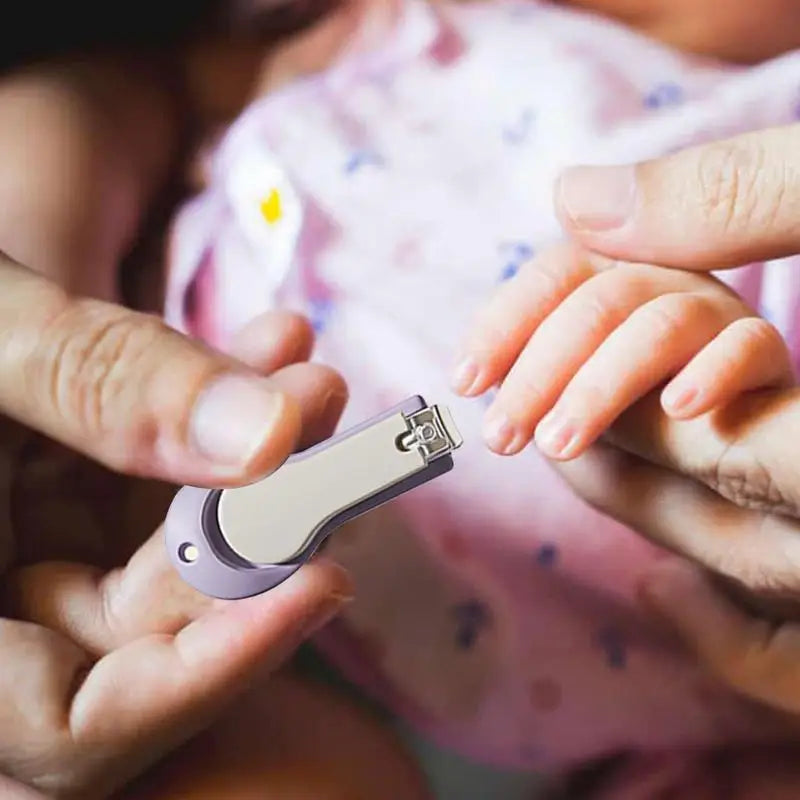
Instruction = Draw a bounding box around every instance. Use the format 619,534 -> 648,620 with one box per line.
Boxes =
0,255 -> 301,485
555,125 -> 800,269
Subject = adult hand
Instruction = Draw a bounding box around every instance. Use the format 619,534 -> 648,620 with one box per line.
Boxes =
550,126 -> 800,716
555,124 -> 800,270
0,253 -> 351,798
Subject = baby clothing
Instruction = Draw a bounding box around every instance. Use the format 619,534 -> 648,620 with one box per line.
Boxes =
165,1 -> 800,793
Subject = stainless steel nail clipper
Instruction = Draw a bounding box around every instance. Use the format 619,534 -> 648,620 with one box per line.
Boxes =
165,396 -> 462,599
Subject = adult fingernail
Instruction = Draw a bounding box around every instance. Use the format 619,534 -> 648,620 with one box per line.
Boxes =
556,164 -> 636,231
483,409 -> 523,454
190,373 -> 287,466
450,356 -> 481,395
535,408 -> 581,458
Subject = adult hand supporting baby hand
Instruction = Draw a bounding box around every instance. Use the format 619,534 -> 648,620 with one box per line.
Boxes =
552,125 -> 800,716
555,391 -> 800,716
0,253 -> 351,797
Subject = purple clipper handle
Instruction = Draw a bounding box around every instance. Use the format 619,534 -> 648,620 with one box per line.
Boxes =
165,395 -> 462,599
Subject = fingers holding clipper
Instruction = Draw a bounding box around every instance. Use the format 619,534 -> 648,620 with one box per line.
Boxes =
0,257 -> 302,487
229,311 -> 315,375
229,312 -> 348,451
0,554 -> 352,797
265,363 -> 348,450
5,522 -> 353,658
4,530 -> 208,655
66,560 -> 351,788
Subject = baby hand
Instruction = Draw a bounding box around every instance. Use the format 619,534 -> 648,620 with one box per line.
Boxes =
452,244 -> 794,459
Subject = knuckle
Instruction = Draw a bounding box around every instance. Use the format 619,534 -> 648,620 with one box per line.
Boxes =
636,294 -> 697,344
695,140 -> 766,234
504,373 -> 546,417
576,284 -> 625,337
628,292 -> 712,358
700,443 -> 798,516
3,281 -> 71,370
520,243 -> 594,299
42,302 -> 163,439
524,255 -> 564,298
471,310 -> 516,356
729,316 -> 782,353
713,552 -> 787,597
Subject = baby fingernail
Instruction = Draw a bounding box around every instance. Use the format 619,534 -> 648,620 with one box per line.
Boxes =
535,409 -> 580,458
190,373 -> 287,466
556,164 -> 636,232
483,410 -> 523,454
661,384 -> 698,414
450,356 -> 481,395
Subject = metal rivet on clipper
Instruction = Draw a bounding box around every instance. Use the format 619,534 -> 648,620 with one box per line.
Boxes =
398,405 -> 463,462
178,543 -> 199,563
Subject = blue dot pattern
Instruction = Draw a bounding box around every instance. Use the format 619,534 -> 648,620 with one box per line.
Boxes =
644,82 -> 683,110
500,263 -> 519,281
503,108 -> 536,145
344,150 -> 385,174
452,599 -> 492,650
498,242 -> 534,282
309,296 -> 334,333
536,543 -> 559,568
595,626 -> 627,670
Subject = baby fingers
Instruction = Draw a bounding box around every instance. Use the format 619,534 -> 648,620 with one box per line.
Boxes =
450,244 -> 598,397
661,317 -> 795,419
532,291 -> 744,459
477,257 -> 738,457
